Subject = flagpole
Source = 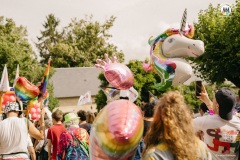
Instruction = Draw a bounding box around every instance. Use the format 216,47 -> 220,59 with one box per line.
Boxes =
0,91 -> 3,115
90,99 -> 93,110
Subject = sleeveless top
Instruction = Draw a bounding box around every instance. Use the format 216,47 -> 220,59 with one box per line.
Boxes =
0,117 -> 29,159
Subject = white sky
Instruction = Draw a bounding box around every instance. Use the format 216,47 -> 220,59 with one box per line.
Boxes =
0,0 -> 236,63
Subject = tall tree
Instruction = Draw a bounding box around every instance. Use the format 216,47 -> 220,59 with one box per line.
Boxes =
0,16 -> 59,110
192,1 -> 240,87
0,16 -> 42,83
36,14 -> 63,64
37,15 -> 124,67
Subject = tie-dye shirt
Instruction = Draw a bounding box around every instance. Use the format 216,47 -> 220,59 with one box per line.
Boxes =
57,127 -> 89,160
143,140 -> 211,160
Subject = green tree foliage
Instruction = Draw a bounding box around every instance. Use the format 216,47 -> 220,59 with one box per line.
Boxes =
0,16 -> 42,84
126,60 -> 162,105
47,83 -> 59,111
169,83 -> 213,112
0,16 -> 59,110
94,59 -> 234,112
94,73 -> 108,111
192,1 -> 240,87
37,15 -> 124,67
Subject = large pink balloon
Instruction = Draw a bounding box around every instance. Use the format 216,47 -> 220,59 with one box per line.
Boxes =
95,54 -> 134,90
90,100 -> 143,160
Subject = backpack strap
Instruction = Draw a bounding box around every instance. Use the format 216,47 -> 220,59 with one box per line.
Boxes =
69,132 -> 89,157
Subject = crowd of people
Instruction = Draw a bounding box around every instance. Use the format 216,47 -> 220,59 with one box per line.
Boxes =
0,85 -> 240,160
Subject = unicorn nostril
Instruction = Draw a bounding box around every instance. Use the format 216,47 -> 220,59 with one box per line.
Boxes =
193,44 -> 195,46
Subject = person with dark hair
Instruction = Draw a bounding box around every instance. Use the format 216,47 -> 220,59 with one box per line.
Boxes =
195,86 -> 240,159
94,112 -> 98,117
0,101 -> 45,159
77,110 -> 91,135
142,102 -> 155,138
199,102 -> 209,116
47,109 -> 66,160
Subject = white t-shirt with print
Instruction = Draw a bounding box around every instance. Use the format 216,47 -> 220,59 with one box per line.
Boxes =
193,114 -> 240,160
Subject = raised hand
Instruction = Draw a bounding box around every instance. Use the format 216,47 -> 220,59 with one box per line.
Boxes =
197,84 -> 213,109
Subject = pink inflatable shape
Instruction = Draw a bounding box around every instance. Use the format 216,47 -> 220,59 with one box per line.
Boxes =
30,108 -> 36,114
34,103 -> 40,109
36,108 -> 41,114
31,113 -> 37,119
95,54 -> 134,90
90,99 -> 143,159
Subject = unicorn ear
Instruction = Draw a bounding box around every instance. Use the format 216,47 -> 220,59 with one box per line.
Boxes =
180,8 -> 187,34
184,25 -> 195,38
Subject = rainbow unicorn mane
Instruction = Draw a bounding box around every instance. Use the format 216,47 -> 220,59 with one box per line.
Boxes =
143,25 -> 194,91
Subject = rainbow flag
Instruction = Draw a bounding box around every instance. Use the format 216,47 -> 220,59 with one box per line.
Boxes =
149,91 -> 157,104
43,91 -> 49,105
39,57 -> 51,97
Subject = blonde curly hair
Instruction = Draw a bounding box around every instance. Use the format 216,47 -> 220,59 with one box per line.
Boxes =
143,91 -> 199,159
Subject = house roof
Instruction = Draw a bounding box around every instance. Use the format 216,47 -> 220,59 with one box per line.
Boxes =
50,67 -> 102,98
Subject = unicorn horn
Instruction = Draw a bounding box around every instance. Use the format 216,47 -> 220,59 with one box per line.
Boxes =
180,8 -> 187,33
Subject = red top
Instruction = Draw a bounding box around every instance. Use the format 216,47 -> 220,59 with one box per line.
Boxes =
47,124 -> 66,160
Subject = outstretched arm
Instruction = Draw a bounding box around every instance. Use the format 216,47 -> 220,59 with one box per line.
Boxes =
28,109 -> 46,140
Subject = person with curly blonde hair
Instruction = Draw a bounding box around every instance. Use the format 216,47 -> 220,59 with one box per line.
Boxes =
143,91 -> 211,160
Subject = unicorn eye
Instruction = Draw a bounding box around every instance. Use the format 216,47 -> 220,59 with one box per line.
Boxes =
168,38 -> 175,43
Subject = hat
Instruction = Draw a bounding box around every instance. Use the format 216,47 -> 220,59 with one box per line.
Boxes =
64,113 -> 80,123
215,87 -> 236,120
4,102 -> 22,114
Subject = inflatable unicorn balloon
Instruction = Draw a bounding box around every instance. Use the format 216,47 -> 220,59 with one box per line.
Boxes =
143,9 -> 205,91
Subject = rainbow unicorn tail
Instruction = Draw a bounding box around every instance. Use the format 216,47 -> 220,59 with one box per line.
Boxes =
153,59 -> 176,91
142,62 -> 153,72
